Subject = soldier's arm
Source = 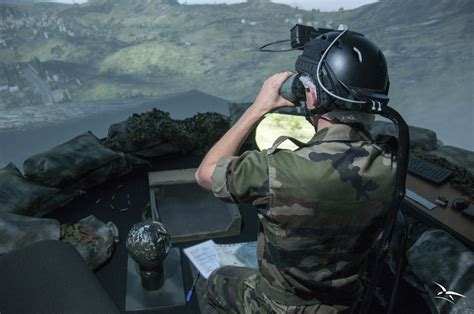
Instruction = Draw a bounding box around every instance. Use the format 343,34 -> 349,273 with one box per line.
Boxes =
194,105 -> 264,191
195,71 -> 294,190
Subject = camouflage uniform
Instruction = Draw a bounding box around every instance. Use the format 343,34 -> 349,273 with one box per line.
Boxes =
206,123 -> 396,313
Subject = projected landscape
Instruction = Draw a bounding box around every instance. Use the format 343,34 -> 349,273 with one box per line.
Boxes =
0,0 -> 472,148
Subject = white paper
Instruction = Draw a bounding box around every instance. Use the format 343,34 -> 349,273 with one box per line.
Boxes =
184,240 -> 258,278
183,239 -> 220,279
215,242 -> 258,269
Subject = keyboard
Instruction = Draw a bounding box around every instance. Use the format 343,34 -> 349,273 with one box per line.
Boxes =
408,155 -> 453,184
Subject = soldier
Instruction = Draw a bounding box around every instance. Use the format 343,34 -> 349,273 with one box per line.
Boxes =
195,29 -> 396,313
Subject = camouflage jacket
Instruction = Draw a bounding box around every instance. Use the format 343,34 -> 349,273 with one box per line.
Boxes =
211,123 -> 396,306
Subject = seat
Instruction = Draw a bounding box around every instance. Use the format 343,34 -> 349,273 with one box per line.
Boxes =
0,240 -> 119,314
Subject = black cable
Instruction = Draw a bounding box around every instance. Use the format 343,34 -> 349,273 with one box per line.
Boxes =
358,105 -> 409,314
387,211 -> 408,314
258,39 -> 299,52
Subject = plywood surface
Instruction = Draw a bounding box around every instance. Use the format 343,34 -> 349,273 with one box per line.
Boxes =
404,173 -> 473,246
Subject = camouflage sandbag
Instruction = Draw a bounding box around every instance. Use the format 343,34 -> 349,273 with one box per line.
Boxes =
0,212 -> 60,254
104,109 -> 229,157
404,229 -> 474,313
23,131 -> 148,190
0,212 -> 117,271
60,215 -> 117,270
105,116 -> 180,157
178,111 -> 230,155
0,163 -> 83,217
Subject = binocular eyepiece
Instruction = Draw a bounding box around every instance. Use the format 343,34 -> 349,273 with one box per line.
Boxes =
280,73 -> 307,105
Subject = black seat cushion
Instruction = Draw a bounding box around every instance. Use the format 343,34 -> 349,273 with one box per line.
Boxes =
0,240 -> 119,314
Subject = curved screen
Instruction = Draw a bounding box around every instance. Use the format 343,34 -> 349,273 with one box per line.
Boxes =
255,113 -> 315,151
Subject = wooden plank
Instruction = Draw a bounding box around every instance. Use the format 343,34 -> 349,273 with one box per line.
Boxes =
404,173 -> 474,248
148,168 -> 197,187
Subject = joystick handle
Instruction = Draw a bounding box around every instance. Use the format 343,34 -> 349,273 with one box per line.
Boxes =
126,221 -> 171,290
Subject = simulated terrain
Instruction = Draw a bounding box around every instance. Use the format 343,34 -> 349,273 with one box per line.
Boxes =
0,0 -> 472,148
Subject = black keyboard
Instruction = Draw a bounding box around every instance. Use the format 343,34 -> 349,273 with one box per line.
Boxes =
408,155 -> 453,184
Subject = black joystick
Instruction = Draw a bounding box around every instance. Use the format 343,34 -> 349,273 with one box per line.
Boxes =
126,221 -> 171,290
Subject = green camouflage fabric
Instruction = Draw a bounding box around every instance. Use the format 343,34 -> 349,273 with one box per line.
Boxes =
104,109 -> 230,157
0,212 -> 60,254
60,215 -> 117,270
24,131 -> 148,190
211,123 -> 396,311
0,212 -> 116,271
206,266 -> 264,314
0,163 -> 83,217
206,266 -> 350,313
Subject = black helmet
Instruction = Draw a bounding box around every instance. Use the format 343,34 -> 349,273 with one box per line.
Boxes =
295,29 -> 390,114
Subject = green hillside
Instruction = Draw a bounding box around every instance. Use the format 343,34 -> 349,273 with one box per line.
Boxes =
0,0 -> 472,147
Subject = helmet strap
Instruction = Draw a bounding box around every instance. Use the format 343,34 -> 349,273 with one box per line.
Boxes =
311,64 -> 337,113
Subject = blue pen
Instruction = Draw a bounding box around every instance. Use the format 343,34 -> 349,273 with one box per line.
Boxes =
186,273 -> 201,303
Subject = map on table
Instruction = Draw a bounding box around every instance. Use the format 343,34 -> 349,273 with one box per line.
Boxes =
184,240 -> 258,278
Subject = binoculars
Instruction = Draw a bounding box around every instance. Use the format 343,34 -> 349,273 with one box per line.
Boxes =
280,73 -> 306,105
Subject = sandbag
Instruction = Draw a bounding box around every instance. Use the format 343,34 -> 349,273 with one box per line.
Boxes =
0,212 -> 60,254
404,229 -> 474,314
60,215 -> 117,270
104,109 -> 230,157
0,163 -> 83,217
23,131 -> 148,190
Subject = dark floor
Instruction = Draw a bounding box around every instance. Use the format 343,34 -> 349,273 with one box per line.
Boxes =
48,153 -> 431,314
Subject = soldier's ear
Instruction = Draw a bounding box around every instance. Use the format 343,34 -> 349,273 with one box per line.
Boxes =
304,88 -> 319,110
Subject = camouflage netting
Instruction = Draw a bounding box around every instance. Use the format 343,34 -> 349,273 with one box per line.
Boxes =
412,147 -> 474,202
0,163 -> 84,217
369,120 -> 473,201
0,212 -> 60,254
428,146 -> 474,174
404,229 -> 474,314
24,131 -> 148,190
104,109 -> 179,157
104,108 -> 230,157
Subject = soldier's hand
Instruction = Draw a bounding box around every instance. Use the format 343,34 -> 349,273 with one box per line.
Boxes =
252,71 -> 296,114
